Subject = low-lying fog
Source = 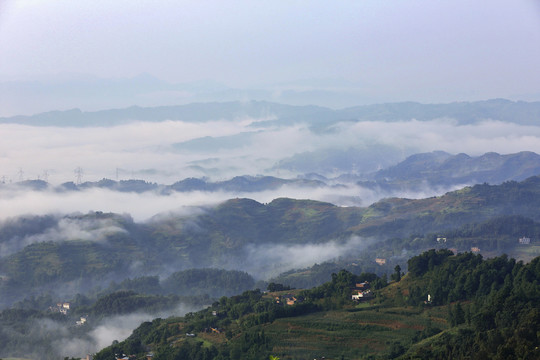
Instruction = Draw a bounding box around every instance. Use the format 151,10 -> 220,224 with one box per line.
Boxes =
0,182 -> 463,224
1,116 -> 539,223
18,303 -> 202,360
2,118 -> 540,185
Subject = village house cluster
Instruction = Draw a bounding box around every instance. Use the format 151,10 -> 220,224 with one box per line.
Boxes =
351,281 -> 373,301
275,294 -> 304,306
49,302 -> 71,315
519,236 -> 531,245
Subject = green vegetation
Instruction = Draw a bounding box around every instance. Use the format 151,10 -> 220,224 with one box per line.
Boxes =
3,177 -> 540,358
162,268 -> 255,297
4,177 -> 540,297
92,251 -> 540,359
0,268 -> 257,360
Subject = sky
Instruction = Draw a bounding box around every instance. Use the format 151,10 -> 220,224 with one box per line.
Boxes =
0,0 -> 540,115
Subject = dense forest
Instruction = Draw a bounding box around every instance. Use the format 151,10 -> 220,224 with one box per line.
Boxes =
91,250 -> 540,360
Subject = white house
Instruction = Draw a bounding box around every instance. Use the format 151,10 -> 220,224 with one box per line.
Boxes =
352,289 -> 373,300
519,237 -> 531,245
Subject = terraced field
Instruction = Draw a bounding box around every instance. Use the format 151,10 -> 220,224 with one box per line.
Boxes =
262,305 -> 449,359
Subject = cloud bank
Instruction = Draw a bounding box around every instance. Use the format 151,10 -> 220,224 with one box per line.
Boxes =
44,303 -> 202,359
237,235 -> 373,279
0,180 -> 467,225
2,118 -> 540,186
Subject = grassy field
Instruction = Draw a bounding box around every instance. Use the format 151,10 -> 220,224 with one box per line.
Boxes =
261,303 -> 449,359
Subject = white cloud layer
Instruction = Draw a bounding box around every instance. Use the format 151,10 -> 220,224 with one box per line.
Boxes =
45,303 -> 202,359
0,181 -> 469,225
1,117 -> 539,225
2,118 -> 540,187
0,215 -> 128,257
239,236 -> 372,279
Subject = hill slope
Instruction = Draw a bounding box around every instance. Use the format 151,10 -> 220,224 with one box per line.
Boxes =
3,177 -> 540,304
91,250 -> 540,360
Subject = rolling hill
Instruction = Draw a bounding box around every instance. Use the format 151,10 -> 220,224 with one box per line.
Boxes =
2,176 -> 540,302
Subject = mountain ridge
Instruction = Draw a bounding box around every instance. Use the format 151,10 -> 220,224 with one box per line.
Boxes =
2,99 -> 540,127
3,175 -> 540,298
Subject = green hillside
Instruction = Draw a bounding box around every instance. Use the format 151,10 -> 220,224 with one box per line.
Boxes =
3,177 -> 540,296
92,250 -> 540,360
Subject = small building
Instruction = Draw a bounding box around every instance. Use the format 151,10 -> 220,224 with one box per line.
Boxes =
471,247 -> 481,253
436,237 -> 447,243
53,302 -> 71,315
375,258 -> 386,265
286,297 -> 297,306
355,282 -> 370,289
519,237 -> 531,245
283,294 -> 302,306
276,294 -> 304,306
352,289 -> 373,300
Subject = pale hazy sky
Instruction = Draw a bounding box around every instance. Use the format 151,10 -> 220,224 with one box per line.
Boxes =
1,0 -> 539,104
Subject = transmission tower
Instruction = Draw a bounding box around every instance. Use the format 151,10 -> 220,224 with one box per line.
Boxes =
74,167 -> 84,185
17,168 -> 24,182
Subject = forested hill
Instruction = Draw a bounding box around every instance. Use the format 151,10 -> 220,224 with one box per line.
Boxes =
353,175 -> 540,237
363,150 -> 540,189
92,250 -> 540,360
3,176 -> 540,300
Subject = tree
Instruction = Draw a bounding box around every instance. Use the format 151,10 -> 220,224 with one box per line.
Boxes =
392,265 -> 402,282
454,302 -> 465,325
267,283 -> 290,292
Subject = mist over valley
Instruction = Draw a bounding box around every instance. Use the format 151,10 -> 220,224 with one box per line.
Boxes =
2,100 -> 540,359
1,1 -> 540,358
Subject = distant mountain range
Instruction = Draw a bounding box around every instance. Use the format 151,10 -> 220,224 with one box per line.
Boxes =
1,98 -> 540,127
360,150 -> 540,191
6,150 -> 540,196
